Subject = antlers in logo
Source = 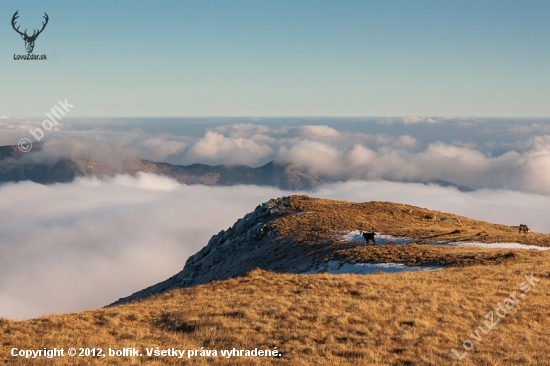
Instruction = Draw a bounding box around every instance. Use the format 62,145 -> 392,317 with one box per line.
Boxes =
12,11 -> 49,54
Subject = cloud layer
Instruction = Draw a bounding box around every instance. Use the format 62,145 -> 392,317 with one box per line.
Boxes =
0,174 -> 285,319
4,117 -> 550,194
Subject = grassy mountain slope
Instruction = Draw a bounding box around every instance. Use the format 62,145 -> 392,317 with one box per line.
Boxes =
1,196 -> 549,365
113,195 -> 549,305
1,261 -> 549,365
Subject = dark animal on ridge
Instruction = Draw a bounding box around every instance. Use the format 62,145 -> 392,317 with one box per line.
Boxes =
519,224 -> 530,234
362,232 -> 376,245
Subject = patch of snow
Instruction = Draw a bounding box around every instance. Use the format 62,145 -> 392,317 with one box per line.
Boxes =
339,230 -> 550,251
340,231 -> 366,243
340,230 -> 421,245
376,234 -> 422,245
305,260 -> 443,275
430,241 -> 550,251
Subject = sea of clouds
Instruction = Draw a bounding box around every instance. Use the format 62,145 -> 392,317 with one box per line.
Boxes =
3,117 -> 550,194
2,117 -> 550,319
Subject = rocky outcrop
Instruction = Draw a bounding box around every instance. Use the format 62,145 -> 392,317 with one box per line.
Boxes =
111,196 -> 322,305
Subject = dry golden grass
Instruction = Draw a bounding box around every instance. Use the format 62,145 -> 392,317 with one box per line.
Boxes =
1,259 -> 549,365
259,196 -> 550,270
2,196 -> 549,365
332,244 -> 544,267
278,196 -> 549,248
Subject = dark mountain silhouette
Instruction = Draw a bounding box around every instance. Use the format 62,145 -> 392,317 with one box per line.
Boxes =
0,144 -> 323,189
0,143 -> 79,184
0,143 -> 471,191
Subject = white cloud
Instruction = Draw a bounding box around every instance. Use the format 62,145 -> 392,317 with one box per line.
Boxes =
0,175 -> 285,319
141,135 -> 187,158
394,135 -> 418,149
402,116 -> 439,124
187,131 -> 273,165
294,125 -> 341,137
508,123 -> 550,135
278,140 -> 344,175
3,119 -> 550,194
213,123 -> 273,139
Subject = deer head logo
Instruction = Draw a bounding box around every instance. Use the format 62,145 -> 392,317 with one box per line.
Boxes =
11,11 -> 49,54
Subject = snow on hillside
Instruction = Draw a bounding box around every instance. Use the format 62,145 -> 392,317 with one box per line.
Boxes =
341,231 -> 421,245
430,241 -> 550,251
341,230 -> 550,251
319,261 -> 442,274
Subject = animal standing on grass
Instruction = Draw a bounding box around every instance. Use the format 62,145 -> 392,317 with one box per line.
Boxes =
362,232 -> 376,245
519,224 -> 530,234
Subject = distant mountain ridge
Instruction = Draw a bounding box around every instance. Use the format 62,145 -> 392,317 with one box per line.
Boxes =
0,143 -> 323,189
0,143 -> 471,191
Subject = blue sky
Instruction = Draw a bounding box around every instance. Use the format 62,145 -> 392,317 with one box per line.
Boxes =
0,0 -> 549,117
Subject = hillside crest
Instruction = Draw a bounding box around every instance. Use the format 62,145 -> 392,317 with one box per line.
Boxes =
112,195 -> 548,305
